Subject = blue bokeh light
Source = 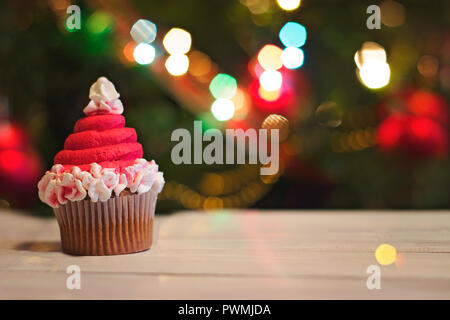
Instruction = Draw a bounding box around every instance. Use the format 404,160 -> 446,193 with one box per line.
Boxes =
130,19 -> 157,44
279,22 -> 307,48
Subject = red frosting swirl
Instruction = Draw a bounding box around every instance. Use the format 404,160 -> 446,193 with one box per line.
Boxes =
54,114 -> 143,166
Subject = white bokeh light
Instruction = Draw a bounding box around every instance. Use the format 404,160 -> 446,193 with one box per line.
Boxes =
281,47 -> 304,69
259,70 -> 283,92
163,28 -> 192,55
211,98 -> 235,121
359,60 -> 391,89
277,0 -> 301,11
165,54 -> 189,76
133,43 -> 156,65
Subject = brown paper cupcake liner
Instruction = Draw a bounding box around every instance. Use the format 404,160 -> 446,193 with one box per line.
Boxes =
53,190 -> 157,256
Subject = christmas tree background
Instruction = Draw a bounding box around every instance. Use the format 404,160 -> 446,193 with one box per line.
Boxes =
0,0 -> 448,215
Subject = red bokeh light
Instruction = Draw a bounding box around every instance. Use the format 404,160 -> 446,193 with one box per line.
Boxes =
407,90 -> 448,125
377,88 -> 448,158
0,123 -> 26,150
377,114 -> 447,157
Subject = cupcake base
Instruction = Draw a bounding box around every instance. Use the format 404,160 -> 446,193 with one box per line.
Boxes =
53,190 -> 157,255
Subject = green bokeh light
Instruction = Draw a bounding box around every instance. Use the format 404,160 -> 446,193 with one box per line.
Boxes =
209,73 -> 237,99
86,11 -> 113,34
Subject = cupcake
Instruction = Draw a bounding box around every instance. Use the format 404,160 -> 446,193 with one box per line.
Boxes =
38,77 -> 164,255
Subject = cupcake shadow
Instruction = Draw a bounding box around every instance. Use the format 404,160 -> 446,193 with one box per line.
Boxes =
15,241 -> 61,253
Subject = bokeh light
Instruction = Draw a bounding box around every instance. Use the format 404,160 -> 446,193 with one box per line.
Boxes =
258,86 -> 281,101
259,70 -> 282,91
122,41 -> 136,62
355,42 -> 390,89
240,0 -> 270,15
375,243 -> 397,266
163,28 -> 192,55
232,88 -> 249,118
279,22 -> 307,48
315,101 -> 343,127
261,114 -> 290,142
209,73 -> 237,99
277,0 -> 301,11
281,47 -> 304,69
86,11 -> 113,34
130,19 -> 157,44
188,51 -> 212,78
359,60 -> 391,89
380,0 -> 405,27
257,44 -> 283,70
354,42 -> 387,69
211,98 -> 235,121
165,54 -> 189,76
417,55 -> 439,78
133,43 -> 156,65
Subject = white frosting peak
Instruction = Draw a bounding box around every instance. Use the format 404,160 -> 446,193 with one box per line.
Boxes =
83,77 -> 123,115
89,77 -> 120,102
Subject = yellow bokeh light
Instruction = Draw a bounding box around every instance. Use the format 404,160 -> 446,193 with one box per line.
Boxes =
375,243 -> 397,266
277,0 -> 301,11
165,54 -> 189,76
257,44 -> 283,70
259,86 -> 281,101
188,50 -> 212,77
232,88 -> 249,118
163,28 -> 192,55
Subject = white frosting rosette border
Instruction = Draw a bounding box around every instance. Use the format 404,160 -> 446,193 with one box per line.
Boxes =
38,159 -> 165,208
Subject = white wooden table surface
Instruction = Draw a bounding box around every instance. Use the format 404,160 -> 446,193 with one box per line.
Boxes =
0,209 -> 449,299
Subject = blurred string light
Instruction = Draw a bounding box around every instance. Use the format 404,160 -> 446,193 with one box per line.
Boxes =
165,54 -> 189,76
278,22 -> 307,69
133,43 -> 156,65
159,165 -> 271,209
331,129 -> 376,153
211,98 -> 235,121
209,74 -> 238,121
163,28 -> 192,76
209,74 -> 237,99
255,44 -> 284,99
259,69 -> 282,91
86,10 -> 113,34
276,0 -> 301,11
130,19 -> 157,43
279,22 -> 307,48
281,47 -> 304,69
354,42 -> 391,89
257,45 -> 283,70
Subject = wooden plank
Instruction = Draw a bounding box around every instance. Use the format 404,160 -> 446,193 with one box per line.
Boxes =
0,209 -> 449,299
